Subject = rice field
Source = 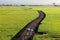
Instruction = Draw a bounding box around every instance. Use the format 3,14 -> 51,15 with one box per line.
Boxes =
0,6 -> 60,40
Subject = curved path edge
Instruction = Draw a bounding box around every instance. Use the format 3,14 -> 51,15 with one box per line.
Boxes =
11,10 -> 46,40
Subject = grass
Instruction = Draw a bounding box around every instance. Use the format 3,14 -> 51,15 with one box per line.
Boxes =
0,6 -> 38,40
0,6 -> 60,40
33,6 -> 60,40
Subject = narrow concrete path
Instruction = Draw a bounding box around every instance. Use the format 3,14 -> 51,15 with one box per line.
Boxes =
11,10 -> 46,40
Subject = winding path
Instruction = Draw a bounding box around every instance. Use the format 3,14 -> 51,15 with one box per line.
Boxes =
11,10 -> 46,40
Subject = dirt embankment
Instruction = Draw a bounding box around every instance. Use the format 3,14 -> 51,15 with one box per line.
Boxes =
11,10 -> 46,40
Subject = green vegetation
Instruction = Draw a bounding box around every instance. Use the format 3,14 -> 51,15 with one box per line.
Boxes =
0,6 -> 60,40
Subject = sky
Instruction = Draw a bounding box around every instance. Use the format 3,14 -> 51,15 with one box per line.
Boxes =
0,0 -> 60,5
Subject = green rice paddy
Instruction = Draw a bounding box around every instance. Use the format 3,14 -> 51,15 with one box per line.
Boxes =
0,6 -> 60,40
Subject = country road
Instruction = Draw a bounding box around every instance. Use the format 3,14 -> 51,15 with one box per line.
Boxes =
11,10 -> 46,40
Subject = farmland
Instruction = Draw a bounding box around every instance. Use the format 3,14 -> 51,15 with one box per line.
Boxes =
0,6 -> 60,40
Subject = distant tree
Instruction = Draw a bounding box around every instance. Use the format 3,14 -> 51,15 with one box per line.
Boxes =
53,3 -> 57,6
21,5 -> 25,6
53,3 -> 55,6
